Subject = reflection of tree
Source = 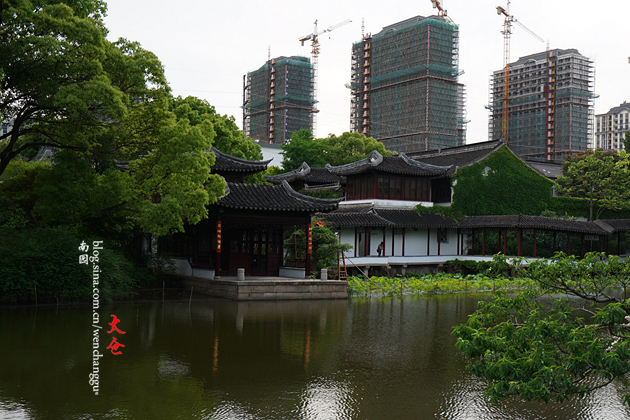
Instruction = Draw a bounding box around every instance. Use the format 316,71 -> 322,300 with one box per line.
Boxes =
0,306 -> 217,420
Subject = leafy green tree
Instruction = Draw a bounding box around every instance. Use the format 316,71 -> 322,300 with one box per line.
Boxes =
0,0 -> 124,176
454,252 -> 630,406
283,218 -> 351,273
623,131 -> 630,151
169,96 -> 262,161
556,150 -> 630,221
281,130 -> 391,171
0,2 -> 231,236
281,130 -> 325,171
320,132 -> 390,166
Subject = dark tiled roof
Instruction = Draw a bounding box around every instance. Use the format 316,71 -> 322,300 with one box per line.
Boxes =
409,140 -> 504,177
265,162 -> 342,184
524,160 -> 563,179
323,212 -> 394,228
320,205 -> 456,229
326,150 -> 450,177
458,215 -> 612,235
596,219 -> 630,233
210,147 -> 271,173
216,181 -> 339,212
377,209 -> 457,229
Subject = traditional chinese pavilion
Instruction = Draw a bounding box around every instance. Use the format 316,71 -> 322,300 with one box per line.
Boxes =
316,151 -> 459,274
164,147 -> 340,280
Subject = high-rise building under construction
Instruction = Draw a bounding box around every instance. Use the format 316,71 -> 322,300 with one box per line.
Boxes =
488,49 -> 594,161
349,16 -> 466,153
243,56 -> 316,144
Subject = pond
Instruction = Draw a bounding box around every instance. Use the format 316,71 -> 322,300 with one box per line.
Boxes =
1,295 -> 629,419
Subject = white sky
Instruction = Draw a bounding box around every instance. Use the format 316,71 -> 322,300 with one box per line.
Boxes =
104,0 -> 630,145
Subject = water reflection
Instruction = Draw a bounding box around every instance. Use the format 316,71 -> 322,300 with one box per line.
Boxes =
1,296 -> 630,419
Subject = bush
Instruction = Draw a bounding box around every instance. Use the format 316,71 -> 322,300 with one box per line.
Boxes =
347,271 -> 534,297
0,227 -> 146,303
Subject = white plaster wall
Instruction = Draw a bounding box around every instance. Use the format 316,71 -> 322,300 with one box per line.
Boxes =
370,230 -> 383,256
438,229 -> 459,255
338,229 -> 355,258
405,230 -> 426,256
393,232 -> 404,256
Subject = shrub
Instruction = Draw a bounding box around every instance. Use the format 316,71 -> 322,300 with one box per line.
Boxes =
0,227 -> 145,303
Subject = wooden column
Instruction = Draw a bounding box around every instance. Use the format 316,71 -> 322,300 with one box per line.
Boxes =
504,229 -> 508,255
437,229 -> 441,256
306,224 -> 312,276
456,229 -> 460,256
364,228 -> 369,257
216,220 -> 222,273
402,229 -> 406,257
533,229 -> 537,258
567,233 -> 571,256
482,229 -> 486,256
580,234 -> 585,258
383,228 -> 386,257
471,229 -> 475,255
427,228 -> 431,256
354,228 -> 358,258
391,230 -> 395,257
517,229 -> 523,256
552,232 -> 556,254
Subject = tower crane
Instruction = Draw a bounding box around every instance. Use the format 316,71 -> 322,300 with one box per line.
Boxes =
429,0 -> 455,24
497,1 -> 544,142
298,19 -> 351,135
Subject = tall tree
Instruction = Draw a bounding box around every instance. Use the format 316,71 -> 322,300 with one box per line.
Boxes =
320,132 -> 390,166
0,1 -> 227,235
0,0 -> 122,176
281,129 -> 325,171
555,150 -> 630,221
280,130 -> 391,171
169,96 -> 262,161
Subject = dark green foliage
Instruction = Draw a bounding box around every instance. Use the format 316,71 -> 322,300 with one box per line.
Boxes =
0,227 -> 146,303
416,204 -> 464,222
556,150 -> 630,221
0,160 -> 49,228
453,252 -> 630,406
443,259 -> 491,275
284,219 -> 351,273
452,146 -> 554,216
281,130 -> 325,171
280,130 -> 391,171
548,195 -> 630,220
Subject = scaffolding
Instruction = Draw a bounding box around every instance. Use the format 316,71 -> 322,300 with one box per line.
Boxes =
243,56 -> 317,144
349,16 -> 465,153
488,49 -> 594,162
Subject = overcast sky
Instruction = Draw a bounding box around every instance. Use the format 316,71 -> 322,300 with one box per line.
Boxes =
104,0 -> 630,145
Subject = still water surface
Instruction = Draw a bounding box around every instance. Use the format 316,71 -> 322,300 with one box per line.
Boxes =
2,295 -> 630,419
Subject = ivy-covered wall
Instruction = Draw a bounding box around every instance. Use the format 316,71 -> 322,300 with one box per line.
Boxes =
451,146 -> 555,216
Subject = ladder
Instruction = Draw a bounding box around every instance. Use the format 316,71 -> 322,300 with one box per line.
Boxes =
337,251 -> 348,281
